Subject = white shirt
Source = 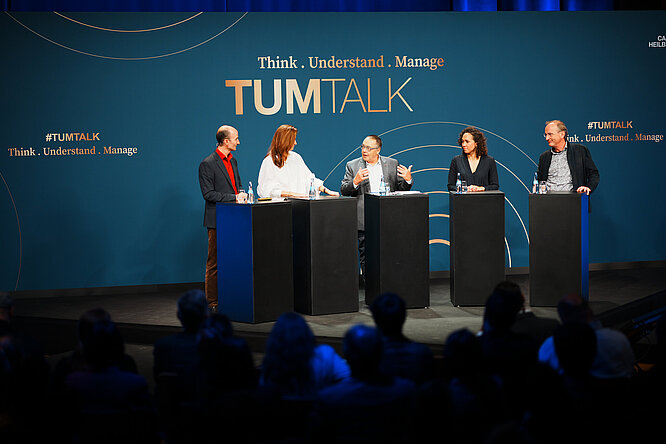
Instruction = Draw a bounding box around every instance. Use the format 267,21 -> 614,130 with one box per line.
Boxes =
257,151 -> 323,198
366,160 -> 383,192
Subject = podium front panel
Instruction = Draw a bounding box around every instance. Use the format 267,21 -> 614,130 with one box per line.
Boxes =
449,191 -> 506,306
217,201 -> 294,323
292,197 -> 358,315
364,193 -> 430,308
529,193 -> 589,306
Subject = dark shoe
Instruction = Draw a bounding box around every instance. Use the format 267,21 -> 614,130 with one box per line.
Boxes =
208,305 -> 218,314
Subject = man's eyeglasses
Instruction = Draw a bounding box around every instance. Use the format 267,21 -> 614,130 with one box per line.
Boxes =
361,145 -> 379,151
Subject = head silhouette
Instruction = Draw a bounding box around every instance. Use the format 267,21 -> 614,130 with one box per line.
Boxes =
177,289 -> 208,333
343,324 -> 383,381
261,312 -> 316,392
370,292 -> 407,338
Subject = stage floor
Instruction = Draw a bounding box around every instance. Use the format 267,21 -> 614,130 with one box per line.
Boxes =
12,266 -> 666,347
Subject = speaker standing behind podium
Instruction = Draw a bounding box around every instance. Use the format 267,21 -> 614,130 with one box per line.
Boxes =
199,125 -> 246,313
447,126 -> 499,193
537,120 -> 599,196
340,134 -> 413,277
257,124 -> 339,199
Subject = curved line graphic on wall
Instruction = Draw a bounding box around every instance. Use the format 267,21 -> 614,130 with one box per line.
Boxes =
5,11 -> 248,60
323,121 -> 531,268
378,121 -> 537,167
54,12 -> 204,32
390,146 -> 529,250
413,167 -> 449,173
430,239 -> 450,246
0,171 -> 22,291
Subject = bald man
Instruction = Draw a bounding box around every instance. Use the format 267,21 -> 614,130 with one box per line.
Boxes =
199,125 -> 246,312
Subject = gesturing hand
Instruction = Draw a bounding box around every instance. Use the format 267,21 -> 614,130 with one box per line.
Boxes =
397,164 -> 413,182
354,168 -> 369,186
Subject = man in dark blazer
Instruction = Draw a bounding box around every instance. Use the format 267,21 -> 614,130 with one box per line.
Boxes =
340,135 -> 413,277
199,125 -> 245,312
537,120 -> 599,195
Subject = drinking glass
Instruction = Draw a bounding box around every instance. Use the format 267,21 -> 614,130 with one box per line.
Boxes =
236,189 -> 247,203
461,180 -> 468,193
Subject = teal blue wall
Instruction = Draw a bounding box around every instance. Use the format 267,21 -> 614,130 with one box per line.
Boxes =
1,11 -> 665,291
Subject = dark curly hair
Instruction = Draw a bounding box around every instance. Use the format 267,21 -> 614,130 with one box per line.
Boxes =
457,126 -> 488,157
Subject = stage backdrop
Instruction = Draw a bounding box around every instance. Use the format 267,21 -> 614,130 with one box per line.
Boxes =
1,11 -> 664,292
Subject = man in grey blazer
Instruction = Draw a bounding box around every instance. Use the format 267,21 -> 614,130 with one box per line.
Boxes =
340,135 -> 413,278
198,125 -> 246,312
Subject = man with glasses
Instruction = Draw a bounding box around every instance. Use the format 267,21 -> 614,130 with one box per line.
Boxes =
537,120 -> 599,195
341,135 -> 413,281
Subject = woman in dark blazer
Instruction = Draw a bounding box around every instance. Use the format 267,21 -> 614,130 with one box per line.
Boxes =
447,126 -> 499,192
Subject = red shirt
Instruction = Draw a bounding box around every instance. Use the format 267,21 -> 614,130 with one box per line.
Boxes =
216,149 -> 238,194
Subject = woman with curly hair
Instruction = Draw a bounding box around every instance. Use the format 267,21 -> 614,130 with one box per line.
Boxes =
447,126 -> 499,192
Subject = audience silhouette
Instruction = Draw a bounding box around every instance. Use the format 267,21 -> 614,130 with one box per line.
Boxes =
60,314 -> 159,443
0,282 -> 654,444
191,313 -> 258,444
477,285 -> 540,420
369,292 -> 435,384
152,289 -> 208,444
491,280 -> 560,346
257,311 -> 350,443
260,311 -> 349,397
312,324 -> 416,443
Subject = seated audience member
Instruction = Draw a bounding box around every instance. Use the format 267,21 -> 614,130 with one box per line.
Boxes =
478,286 -> 540,420
491,281 -> 560,346
538,293 -> 636,442
62,315 -> 158,444
260,312 -> 349,397
257,312 -> 350,443
192,316 -> 258,444
153,289 -> 208,383
370,292 -> 435,384
152,289 -> 208,443
312,324 -> 416,443
538,293 -> 635,380
420,328 -> 505,444
52,308 -> 138,392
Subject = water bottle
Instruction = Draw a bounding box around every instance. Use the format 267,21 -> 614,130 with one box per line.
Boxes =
532,172 -> 538,194
456,173 -> 462,194
379,174 -> 387,196
308,176 -> 316,200
247,181 -> 254,204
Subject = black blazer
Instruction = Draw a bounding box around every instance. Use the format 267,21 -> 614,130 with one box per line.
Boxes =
199,151 -> 242,228
447,154 -> 499,191
537,143 -> 599,193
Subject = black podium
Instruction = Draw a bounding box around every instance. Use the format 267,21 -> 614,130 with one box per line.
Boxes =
364,192 -> 430,308
216,201 -> 294,323
291,197 -> 358,315
449,191 -> 506,306
529,192 -> 589,306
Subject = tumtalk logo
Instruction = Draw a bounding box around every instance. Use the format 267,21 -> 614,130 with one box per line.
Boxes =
225,78 -> 413,115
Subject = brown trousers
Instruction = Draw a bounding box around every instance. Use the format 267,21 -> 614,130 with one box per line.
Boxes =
205,228 -> 218,308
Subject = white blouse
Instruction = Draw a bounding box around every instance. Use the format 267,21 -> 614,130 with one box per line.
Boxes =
257,151 -> 324,198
